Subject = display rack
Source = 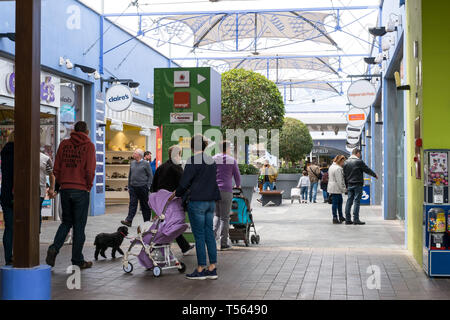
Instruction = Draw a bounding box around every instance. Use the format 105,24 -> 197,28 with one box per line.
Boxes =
105,150 -> 133,205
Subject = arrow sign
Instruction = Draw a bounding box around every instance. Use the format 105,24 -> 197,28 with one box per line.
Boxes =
197,113 -> 206,121
197,95 -> 206,105
197,74 -> 206,84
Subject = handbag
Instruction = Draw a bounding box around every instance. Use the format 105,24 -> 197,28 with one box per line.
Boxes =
327,194 -> 333,204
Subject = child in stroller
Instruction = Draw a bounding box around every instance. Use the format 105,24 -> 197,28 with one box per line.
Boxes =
122,189 -> 188,277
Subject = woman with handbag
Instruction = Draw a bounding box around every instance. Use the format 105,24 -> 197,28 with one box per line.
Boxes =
175,134 -> 221,280
327,155 -> 347,224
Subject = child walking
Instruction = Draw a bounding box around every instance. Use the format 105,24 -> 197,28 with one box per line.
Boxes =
297,171 -> 310,203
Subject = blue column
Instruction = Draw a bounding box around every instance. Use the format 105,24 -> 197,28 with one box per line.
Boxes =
370,105 -> 376,205
1,265 -> 51,300
382,78 -> 389,220
89,81 -> 105,216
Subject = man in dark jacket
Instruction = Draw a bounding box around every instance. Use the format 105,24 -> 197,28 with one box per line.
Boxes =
343,148 -> 378,225
150,145 -> 194,255
1,133 -> 14,265
46,121 -> 96,269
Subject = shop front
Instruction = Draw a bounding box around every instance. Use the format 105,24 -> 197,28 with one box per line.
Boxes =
0,56 -> 86,224
104,101 -> 156,205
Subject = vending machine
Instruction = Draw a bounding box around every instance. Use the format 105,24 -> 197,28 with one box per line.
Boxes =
423,149 -> 450,277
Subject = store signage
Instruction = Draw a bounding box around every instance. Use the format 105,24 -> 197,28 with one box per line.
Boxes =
347,108 -> 369,128
174,91 -> 190,109
346,125 -> 363,137
347,80 -> 377,109
347,136 -> 360,145
5,73 -> 14,94
40,76 -> 56,103
174,71 -> 190,87
105,84 -> 132,112
60,85 -> 75,107
170,112 -> 193,123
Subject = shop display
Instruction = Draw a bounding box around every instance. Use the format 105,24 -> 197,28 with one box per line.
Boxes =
423,149 -> 450,277
105,150 -> 134,205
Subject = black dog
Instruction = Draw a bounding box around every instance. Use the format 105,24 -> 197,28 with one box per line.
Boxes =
94,226 -> 128,260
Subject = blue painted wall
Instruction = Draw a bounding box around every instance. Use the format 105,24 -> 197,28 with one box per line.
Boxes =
0,0 -> 177,215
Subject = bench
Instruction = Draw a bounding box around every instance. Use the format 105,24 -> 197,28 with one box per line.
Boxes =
258,190 -> 284,206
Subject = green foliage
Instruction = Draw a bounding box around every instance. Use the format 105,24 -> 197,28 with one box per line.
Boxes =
279,117 -> 313,165
238,164 -> 259,175
279,167 -> 303,174
221,69 -> 285,131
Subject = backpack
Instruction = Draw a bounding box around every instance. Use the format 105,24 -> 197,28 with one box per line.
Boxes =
321,171 -> 329,185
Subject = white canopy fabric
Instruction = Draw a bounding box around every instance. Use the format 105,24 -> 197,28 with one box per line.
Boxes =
278,80 -> 339,93
166,11 -> 335,48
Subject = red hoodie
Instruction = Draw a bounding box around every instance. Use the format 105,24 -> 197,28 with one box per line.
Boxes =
54,132 -> 96,192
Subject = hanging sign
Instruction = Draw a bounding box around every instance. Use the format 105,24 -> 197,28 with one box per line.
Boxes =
346,125 -> 363,137
347,80 -> 377,109
347,108 -> 369,128
347,136 -> 360,145
5,73 -> 14,94
106,84 -> 132,112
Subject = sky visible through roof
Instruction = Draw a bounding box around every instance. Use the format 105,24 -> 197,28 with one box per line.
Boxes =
81,0 -> 381,138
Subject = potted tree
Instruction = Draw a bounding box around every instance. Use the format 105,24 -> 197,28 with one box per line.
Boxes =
277,117 -> 313,199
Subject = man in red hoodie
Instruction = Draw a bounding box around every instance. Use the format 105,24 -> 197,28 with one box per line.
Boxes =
46,121 -> 96,269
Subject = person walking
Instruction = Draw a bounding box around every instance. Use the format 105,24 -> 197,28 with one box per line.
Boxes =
150,145 -> 194,256
46,121 -> 96,269
343,148 -> 378,225
307,161 -> 321,203
213,140 -> 241,251
297,170 -> 310,203
327,155 -> 347,224
1,132 -> 14,265
320,162 -> 330,203
121,149 -> 153,227
40,151 -> 56,233
175,134 -> 221,280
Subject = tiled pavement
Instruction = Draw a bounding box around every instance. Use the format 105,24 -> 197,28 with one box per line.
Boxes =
2,193 -> 450,300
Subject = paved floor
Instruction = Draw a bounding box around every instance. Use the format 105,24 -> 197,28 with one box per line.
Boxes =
2,193 -> 450,300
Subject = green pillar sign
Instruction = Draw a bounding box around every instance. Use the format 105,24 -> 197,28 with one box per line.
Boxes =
154,67 -> 221,127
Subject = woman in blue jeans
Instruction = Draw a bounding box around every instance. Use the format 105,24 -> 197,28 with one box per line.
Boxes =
327,155 -> 347,224
175,134 -> 221,280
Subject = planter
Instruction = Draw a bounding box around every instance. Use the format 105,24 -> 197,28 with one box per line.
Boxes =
234,174 -> 258,204
276,174 -> 301,199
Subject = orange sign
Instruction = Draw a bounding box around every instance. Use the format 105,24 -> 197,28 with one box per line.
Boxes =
349,114 -> 365,121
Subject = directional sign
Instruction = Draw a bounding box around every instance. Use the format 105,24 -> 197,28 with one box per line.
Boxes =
197,113 -> 206,121
154,67 -> 221,127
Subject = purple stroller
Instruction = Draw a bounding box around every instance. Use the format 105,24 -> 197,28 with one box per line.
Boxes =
122,189 -> 188,277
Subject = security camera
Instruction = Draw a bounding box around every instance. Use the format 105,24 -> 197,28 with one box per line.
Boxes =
65,59 -> 74,70
93,71 -> 101,80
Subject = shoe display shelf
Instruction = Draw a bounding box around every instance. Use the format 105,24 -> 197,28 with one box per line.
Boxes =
105,151 -> 133,205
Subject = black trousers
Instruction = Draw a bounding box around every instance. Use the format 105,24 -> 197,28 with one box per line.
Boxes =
176,234 -> 191,253
126,185 -> 151,223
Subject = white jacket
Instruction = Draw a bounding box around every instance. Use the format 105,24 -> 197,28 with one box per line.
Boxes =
327,163 -> 346,194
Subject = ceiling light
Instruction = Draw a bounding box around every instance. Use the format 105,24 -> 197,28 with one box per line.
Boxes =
74,64 -> 96,74
65,59 -> 74,70
0,33 -> 15,42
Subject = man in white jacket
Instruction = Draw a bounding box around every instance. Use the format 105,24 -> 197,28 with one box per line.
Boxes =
327,155 -> 347,224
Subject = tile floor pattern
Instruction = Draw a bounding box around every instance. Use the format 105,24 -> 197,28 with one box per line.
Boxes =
1,193 -> 450,300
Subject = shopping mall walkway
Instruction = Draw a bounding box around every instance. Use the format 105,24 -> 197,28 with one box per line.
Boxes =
1,194 -> 450,300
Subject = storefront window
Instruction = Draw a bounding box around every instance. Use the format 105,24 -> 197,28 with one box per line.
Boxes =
59,80 -> 83,141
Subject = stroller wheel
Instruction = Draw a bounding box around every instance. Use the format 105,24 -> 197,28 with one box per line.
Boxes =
178,262 -> 186,273
123,262 -> 133,273
251,235 -> 257,244
153,266 -> 162,277
256,235 -> 260,244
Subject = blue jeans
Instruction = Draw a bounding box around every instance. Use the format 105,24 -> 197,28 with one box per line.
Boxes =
188,201 -> 217,267
126,185 -> 151,223
49,189 -> 90,266
300,187 -> 308,200
39,197 -> 45,234
262,182 -> 274,191
323,190 -> 329,201
345,185 -> 363,221
2,205 -> 13,264
309,182 -> 318,202
331,194 -> 344,219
